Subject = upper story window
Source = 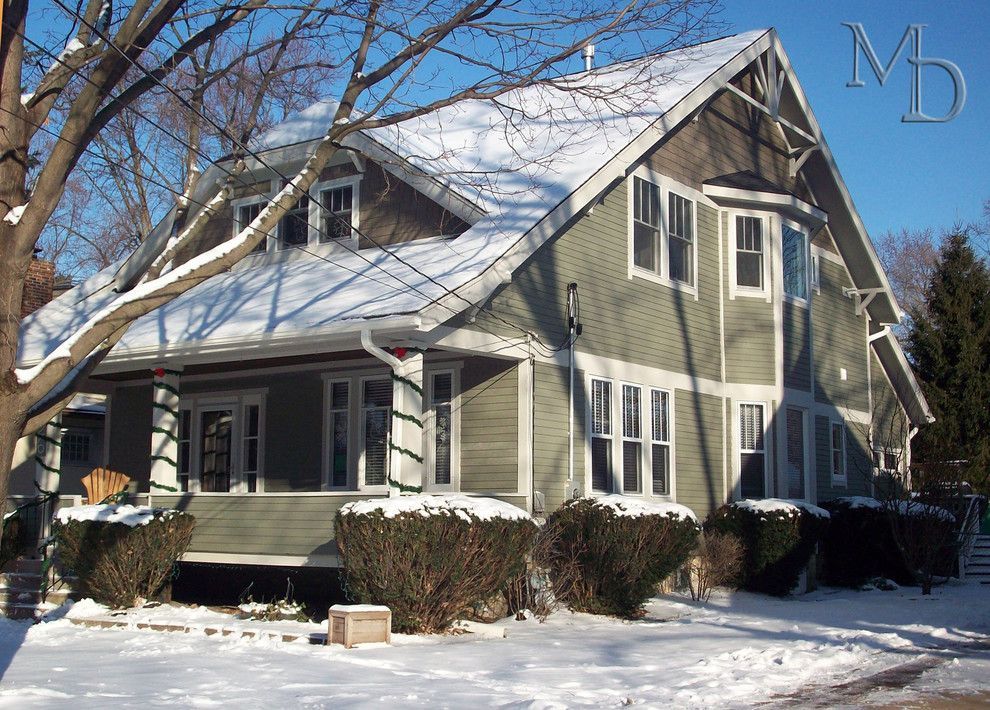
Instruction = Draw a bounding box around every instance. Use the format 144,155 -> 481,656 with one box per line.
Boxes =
278,195 -> 310,249
630,175 -> 697,292
319,185 -> 354,242
782,223 -> 808,301
734,215 -> 765,291
236,201 -> 267,253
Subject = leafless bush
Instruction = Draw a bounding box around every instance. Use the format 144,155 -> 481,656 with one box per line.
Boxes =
503,523 -> 578,621
687,532 -> 744,602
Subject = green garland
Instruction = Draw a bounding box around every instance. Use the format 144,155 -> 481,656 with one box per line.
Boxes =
151,369 -> 180,479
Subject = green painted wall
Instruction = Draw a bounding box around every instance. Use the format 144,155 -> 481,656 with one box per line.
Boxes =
812,259 -> 869,412
674,389 -> 725,518
459,358 -> 518,493
783,301 -> 811,391
532,362 -> 584,513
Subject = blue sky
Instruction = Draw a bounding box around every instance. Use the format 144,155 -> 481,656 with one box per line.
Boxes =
719,1 -> 988,240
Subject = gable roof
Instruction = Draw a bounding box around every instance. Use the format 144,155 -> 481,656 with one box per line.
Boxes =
18,28 -> 929,424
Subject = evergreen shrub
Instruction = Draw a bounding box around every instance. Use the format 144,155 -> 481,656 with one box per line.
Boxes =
544,496 -> 699,617
335,495 -> 538,633
705,500 -> 829,596
53,506 -> 195,608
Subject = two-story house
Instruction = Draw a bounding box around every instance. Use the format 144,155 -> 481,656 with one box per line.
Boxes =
15,28 -> 931,575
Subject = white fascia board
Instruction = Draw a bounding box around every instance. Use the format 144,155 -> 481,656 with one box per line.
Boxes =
871,331 -> 934,426
415,325 -> 529,360
702,184 -> 828,227
92,314 -> 424,375
769,35 -> 901,324
418,30 -> 774,328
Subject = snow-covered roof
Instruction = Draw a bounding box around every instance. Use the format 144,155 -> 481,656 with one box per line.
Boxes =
20,30 -> 791,372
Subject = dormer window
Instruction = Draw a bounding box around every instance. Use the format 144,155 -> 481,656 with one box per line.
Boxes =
235,201 -> 267,253
278,195 -> 310,249
319,184 -> 354,242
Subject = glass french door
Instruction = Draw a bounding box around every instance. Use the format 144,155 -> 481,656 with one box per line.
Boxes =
200,408 -> 233,492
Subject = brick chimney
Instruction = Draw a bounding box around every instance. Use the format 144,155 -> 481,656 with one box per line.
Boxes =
21,256 -> 55,318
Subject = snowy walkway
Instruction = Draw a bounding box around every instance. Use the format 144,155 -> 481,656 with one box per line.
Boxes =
0,581 -> 988,708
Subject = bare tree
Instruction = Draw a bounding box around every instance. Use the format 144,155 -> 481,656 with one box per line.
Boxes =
0,0 -> 722,537
873,227 -> 941,321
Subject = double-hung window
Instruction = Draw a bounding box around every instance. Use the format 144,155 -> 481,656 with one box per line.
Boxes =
319,185 -> 354,242
278,194 -> 310,249
326,381 -> 350,489
429,372 -> 455,488
236,201 -> 268,253
621,384 -> 643,494
361,379 -> 393,487
738,402 -> 766,498
667,192 -> 694,286
650,389 -> 671,496
734,215 -> 765,291
590,379 -> 613,492
782,223 -> 808,300
830,421 -> 846,486
632,177 -> 662,274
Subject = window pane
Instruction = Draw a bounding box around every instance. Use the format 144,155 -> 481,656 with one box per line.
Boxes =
332,411 -> 348,488
179,409 -> 191,474
331,381 -> 349,409
652,443 -> 669,495
651,390 -> 669,443
432,373 -> 452,404
668,235 -> 692,285
622,385 -> 640,439
737,252 -> 763,289
591,437 -> 611,492
786,408 -> 804,499
736,216 -> 764,289
633,177 -> 660,274
364,379 -> 393,408
633,222 -> 658,271
200,410 -> 232,492
244,438 -> 258,473
591,380 -> 611,435
739,404 -> 764,451
320,186 -> 353,242
239,203 -> 266,253
740,453 -> 765,497
782,225 -> 807,299
623,441 -> 641,493
245,404 -> 259,437
364,409 -> 389,486
434,403 -> 452,485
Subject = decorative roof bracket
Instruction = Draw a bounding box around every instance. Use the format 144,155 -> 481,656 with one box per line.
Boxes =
843,286 -> 886,316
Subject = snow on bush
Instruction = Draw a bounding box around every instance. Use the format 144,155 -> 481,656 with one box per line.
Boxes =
705,500 -> 829,596
544,496 -> 700,618
336,495 -> 538,634
53,506 -> 195,608
340,493 -> 532,522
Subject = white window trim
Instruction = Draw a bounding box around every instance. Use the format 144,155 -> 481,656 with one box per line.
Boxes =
830,419 -> 847,487
728,210 -> 773,302
423,368 -> 460,492
585,374 -> 677,500
321,378 -> 353,491
735,400 -> 769,499
178,405 -> 192,491
781,217 -> 811,307
626,170 -> 701,299
648,386 -> 675,500
873,446 -> 904,477
619,381 -> 644,496
309,176 -> 361,250
231,186 -> 276,255
181,389 -> 268,494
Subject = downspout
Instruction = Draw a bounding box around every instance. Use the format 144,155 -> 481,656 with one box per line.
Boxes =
867,325 -> 892,343
361,329 -> 401,369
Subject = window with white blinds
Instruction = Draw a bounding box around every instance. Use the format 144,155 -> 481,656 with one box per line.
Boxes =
431,372 -> 453,486
328,380 -> 349,488
785,407 -> 805,499
362,379 -> 392,486
590,378 -> 612,492
739,402 -> 766,498
621,384 -> 642,494
651,389 -> 671,496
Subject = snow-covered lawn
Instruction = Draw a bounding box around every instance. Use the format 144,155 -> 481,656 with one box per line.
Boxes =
1,581 -> 988,708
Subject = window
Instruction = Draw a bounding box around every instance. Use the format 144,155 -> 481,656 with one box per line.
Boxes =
830,422 -> 846,485
667,192 -> 694,285
811,253 -> 821,293
430,372 -> 454,487
785,407 -> 806,499
178,408 -> 191,492
319,185 -> 354,242
242,403 -> 261,493
200,408 -> 233,492
62,431 -> 91,465
650,389 -> 671,496
590,379 -> 612,492
236,201 -> 267,253
873,449 -> 900,475
782,224 -> 808,300
621,384 -> 642,494
739,403 -> 766,498
362,379 -> 393,486
327,381 -> 350,489
632,177 -> 662,273
278,195 -> 310,249
735,215 -> 765,290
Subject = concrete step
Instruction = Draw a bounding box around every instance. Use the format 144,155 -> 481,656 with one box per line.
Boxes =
0,603 -> 47,621
0,587 -> 73,606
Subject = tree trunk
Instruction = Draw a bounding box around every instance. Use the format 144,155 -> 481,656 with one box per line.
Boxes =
0,397 -> 29,546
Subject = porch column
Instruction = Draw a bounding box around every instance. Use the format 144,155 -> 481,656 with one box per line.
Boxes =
34,414 -> 62,495
389,349 -> 424,496
150,364 -> 183,490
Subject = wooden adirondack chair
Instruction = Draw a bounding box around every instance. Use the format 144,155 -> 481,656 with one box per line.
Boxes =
82,468 -> 131,504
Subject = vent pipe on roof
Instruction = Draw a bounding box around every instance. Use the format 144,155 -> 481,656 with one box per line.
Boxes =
582,44 -> 595,71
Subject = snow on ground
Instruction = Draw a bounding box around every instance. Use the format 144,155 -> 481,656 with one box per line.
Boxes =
1,581 -> 988,708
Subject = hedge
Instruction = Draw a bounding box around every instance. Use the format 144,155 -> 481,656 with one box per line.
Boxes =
544,496 -> 699,617
705,500 -> 829,596
53,505 -> 195,608
335,495 -> 538,634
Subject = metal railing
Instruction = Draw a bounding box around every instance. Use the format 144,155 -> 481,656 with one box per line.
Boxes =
957,494 -> 988,579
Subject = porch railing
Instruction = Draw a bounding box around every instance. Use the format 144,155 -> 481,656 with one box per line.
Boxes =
957,494 -> 988,579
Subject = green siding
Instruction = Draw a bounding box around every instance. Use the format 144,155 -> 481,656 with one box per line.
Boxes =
812,259 -> 869,411
108,384 -> 152,484
674,389 -> 725,518
459,358 -> 518,493
488,181 -> 722,381
783,301 -> 811,390
870,352 -> 908,450
152,493 -> 376,558
815,415 -> 872,501
532,362 -> 584,513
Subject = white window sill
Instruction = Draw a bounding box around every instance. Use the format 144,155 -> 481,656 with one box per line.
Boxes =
783,293 -> 810,308
729,286 -> 771,302
629,266 -> 699,299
